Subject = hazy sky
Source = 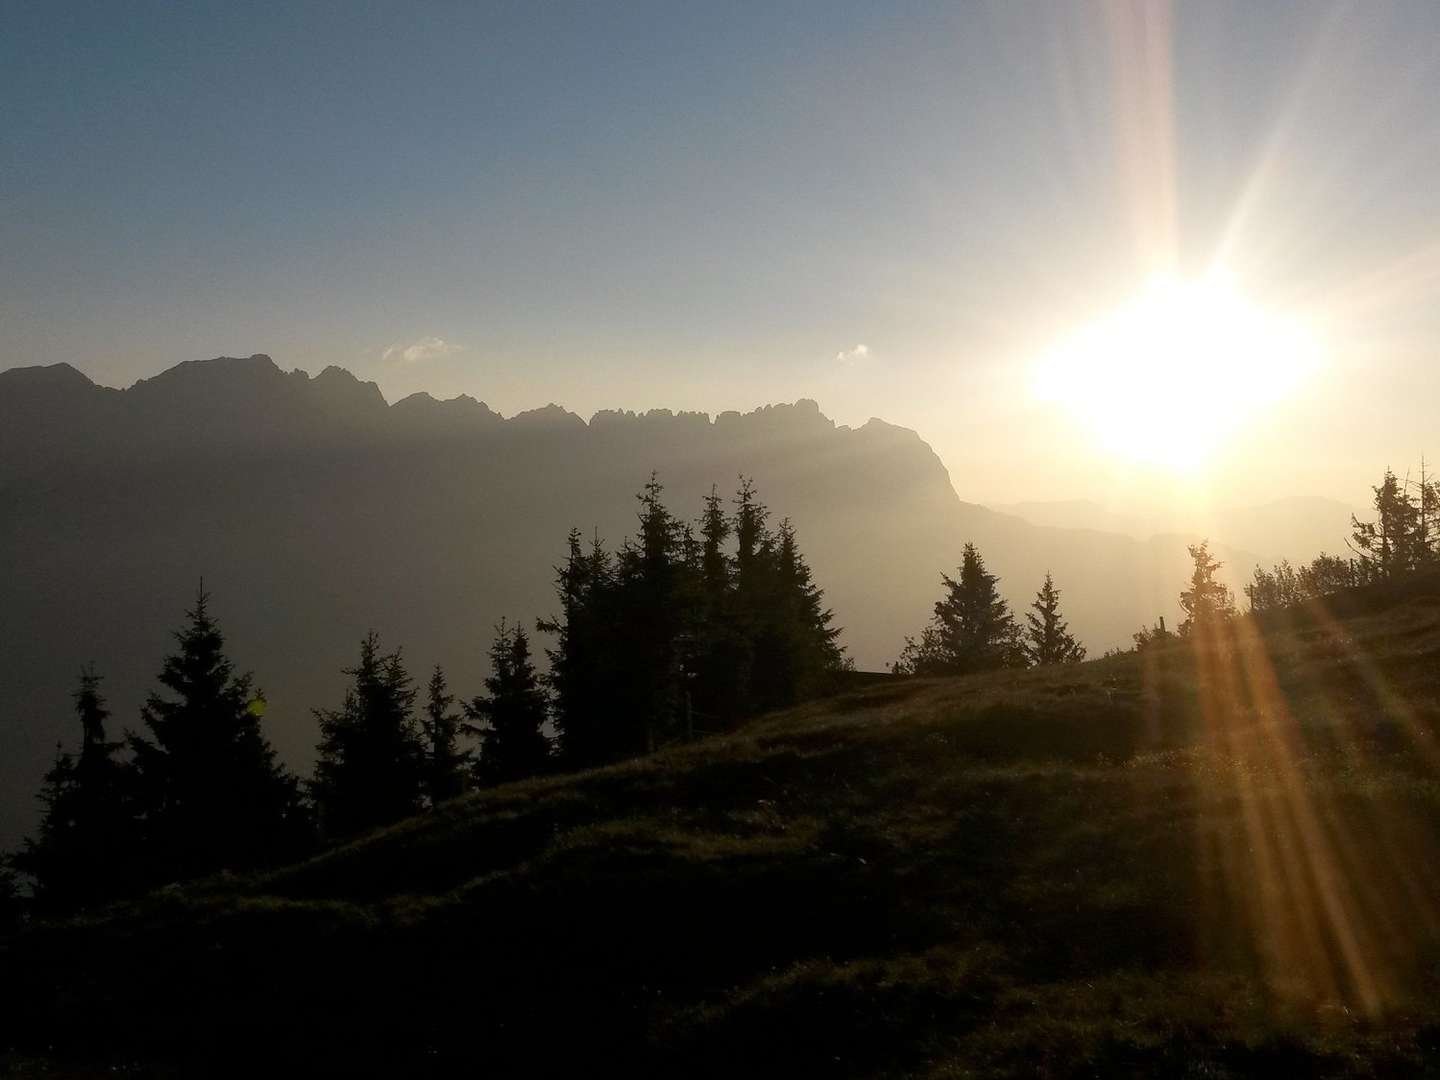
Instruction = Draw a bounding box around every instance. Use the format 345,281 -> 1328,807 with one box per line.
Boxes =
4,1 -> 1439,509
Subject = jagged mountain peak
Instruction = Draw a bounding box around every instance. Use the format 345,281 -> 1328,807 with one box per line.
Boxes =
0,361 -> 96,391
508,402 -> 586,429
130,353 -> 281,389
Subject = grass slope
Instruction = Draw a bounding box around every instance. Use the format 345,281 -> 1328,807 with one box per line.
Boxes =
7,575 -> 1440,1077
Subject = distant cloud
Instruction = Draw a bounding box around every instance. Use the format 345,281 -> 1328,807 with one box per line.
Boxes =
382,336 -> 464,365
834,343 -> 871,366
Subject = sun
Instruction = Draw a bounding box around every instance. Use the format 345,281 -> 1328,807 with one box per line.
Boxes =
1033,273 -> 1321,470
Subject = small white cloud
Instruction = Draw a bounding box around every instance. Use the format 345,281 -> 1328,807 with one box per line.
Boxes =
834,343 -> 871,366
382,336 -> 464,365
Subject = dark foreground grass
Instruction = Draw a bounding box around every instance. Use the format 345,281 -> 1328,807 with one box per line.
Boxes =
6,576 -> 1440,1077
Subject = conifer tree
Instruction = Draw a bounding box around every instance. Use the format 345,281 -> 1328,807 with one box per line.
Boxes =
128,589 -> 307,879
729,477 -> 775,711
689,486 -> 746,725
613,474 -> 692,752
895,543 -> 1021,675
540,529 -> 620,768
466,621 -> 551,785
1350,468 -> 1420,577
14,668 -> 137,911
699,485 -> 731,604
311,631 -> 426,837
1023,572 -> 1086,665
755,518 -> 846,705
1178,541 -> 1237,636
420,665 -> 469,806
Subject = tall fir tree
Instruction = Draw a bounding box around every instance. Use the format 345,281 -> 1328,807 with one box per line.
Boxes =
14,668 -> 138,911
1178,541 -> 1237,636
613,474 -> 691,752
420,665 -> 469,806
690,485 -> 747,725
895,543 -> 1022,675
1023,572 -> 1086,665
311,631 -> 426,837
755,518 -> 846,707
539,529 -> 620,768
128,589 -> 307,880
466,621 -> 551,785
1350,468 -> 1420,577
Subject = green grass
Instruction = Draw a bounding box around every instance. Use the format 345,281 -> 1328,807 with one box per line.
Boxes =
7,576 -> 1440,1076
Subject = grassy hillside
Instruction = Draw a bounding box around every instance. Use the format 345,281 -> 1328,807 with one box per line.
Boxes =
7,575 -> 1440,1077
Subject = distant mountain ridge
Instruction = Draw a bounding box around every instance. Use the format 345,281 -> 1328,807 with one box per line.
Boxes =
2,353 -> 1272,852
993,495 -> 1360,565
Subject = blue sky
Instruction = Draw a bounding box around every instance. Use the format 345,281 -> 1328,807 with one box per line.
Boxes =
4,1 -> 1440,507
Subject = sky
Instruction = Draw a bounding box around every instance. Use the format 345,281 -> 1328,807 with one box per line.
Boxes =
4,1 -> 1439,511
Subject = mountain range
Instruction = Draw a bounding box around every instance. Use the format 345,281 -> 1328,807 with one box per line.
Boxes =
0,355 -> 1355,851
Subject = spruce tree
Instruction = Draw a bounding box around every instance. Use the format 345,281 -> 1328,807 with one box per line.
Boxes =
1023,572 -> 1086,665
128,589 -> 307,880
540,529 -> 620,769
420,665 -> 469,806
690,486 -> 746,726
1178,541 -> 1237,636
311,631 -> 426,837
466,621 -> 551,785
1416,457 -> 1440,568
756,518 -> 846,706
730,477 -> 775,712
613,474 -> 691,752
699,485 -> 731,604
895,543 -> 1021,675
14,668 -> 137,911
1350,468 -> 1420,577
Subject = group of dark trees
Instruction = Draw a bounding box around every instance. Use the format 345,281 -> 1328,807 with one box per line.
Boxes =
6,476 -> 845,916
544,477 -> 845,764
902,461 -> 1439,672
893,545 -> 1086,675
1246,462 -> 1440,615
10,595 -> 311,911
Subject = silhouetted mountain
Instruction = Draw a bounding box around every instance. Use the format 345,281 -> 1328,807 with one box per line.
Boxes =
1,354 -> 1270,851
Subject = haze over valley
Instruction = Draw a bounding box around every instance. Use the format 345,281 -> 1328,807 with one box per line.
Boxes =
2,351 -> 1353,852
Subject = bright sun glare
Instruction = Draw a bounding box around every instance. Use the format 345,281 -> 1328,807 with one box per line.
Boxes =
1034,273 -> 1321,470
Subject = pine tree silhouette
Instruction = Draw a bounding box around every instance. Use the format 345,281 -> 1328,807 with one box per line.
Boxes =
895,543 -> 1022,675
13,667 -> 138,911
466,621 -> 551,785
311,631 -> 426,837
755,518 -> 846,706
540,529 -> 622,768
1023,572 -> 1086,665
421,665 -> 469,806
1178,541 -> 1237,637
128,588 -> 307,880
1350,468 -> 1420,578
